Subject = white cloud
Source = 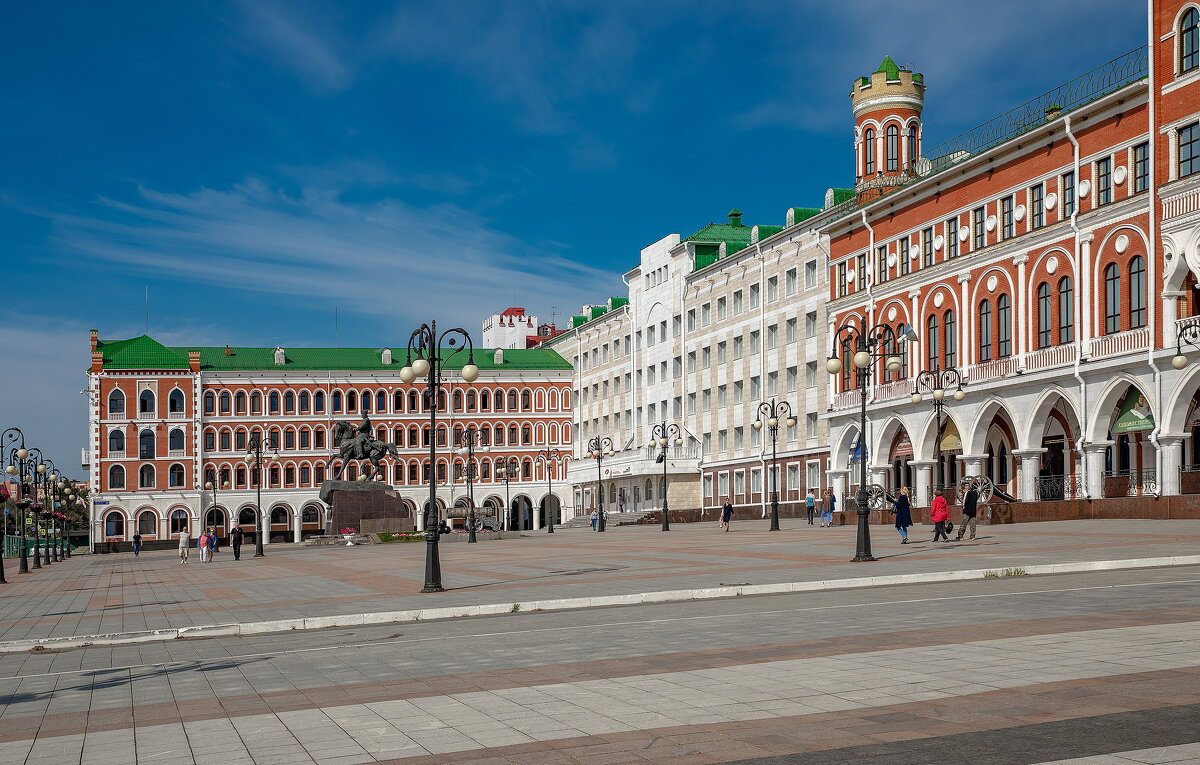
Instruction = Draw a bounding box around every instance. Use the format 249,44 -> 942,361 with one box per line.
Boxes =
42,176 -> 619,332
229,0 -> 352,91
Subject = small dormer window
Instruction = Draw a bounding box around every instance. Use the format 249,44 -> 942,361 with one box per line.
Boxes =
381,348 -> 393,365
273,347 -> 285,365
494,349 -> 504,365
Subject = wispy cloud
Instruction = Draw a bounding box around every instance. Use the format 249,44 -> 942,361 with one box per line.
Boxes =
229,0 -> 352,91
40,176 -> 618,330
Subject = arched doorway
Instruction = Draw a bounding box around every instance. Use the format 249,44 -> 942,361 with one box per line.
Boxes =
300,504 -> 324,539
204,506 -> 228,537
510,495 -> 533,530
269,505 -> 293,542
888,429 -> 913,492
934,419 -> 963,500
540,494 -> 561,527
1103,384 -> 1156,497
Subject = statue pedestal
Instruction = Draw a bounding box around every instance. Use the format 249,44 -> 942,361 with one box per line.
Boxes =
319,481 -> 415,535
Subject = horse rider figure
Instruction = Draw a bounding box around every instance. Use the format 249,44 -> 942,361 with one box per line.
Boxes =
352,415 -> 373,459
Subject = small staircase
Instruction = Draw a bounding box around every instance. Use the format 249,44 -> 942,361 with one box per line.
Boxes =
562,510 -> 657,528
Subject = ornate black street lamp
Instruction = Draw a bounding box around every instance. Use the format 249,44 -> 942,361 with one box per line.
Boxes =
399,321 -> 480,593
244,431 -> 279,558
536,448 -> 561,533
827,322 -> 917,562
586,436 -> 615,532
205,470 -> 231,539
1172,324 -> 1200,368
911,364 -> 966,493
752,402 -> 796,532
647,423 -> 682,531
39,458 -> 57,566
457,426 -> 485,543
26,448 -> 48,569
0,427 -> 22,582
498,456 -> 519,531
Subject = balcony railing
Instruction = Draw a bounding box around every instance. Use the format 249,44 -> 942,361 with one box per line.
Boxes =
967,357 -> 1018,384
643,446 -> 701,461
1025,343 -> 1078,372
168,410 -> 187,420
109,412 -> 127,421
138,410 -> 157,420
107,450 -> 125,460
1089,327 -> 1150,360
832,389 -> 862,410
874,380 -> 910,402
168,449 -> 186,458
1103,469 -> 1156,498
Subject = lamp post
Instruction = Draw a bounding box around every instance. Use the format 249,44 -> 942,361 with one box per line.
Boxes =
244,432 -> 279,558
27,449 -> 47,569
0,428 -> 23,583
39,460 -> 57,566
910,363 -> 966,495
204,471 -> 231,537
498,456 -> 519,531
399,321 -> 480,593
456,426 -> 486,543
536,448 -> 561,533
647,423 -> 682,532
586,436 -> 615,532
827,322 -> 917,562
1172,324 -> 1200,369
752,402 -> 796,532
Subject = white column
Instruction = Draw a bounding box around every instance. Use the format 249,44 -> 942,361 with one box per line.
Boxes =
1079,234 -> 1094,349
1084,442 -> 1110,499
958,454 -> 986,477
292,508 -> 302,543
1012,448 -> 1046,501
1163,291 -> 1183,347
532,506 -> 542,530
415,504 -> 425,532
1014,254 -> 1028,366
828,469 -> 848,509
1158,436 -> 1184,496
868,465 -> 889,488
909,460 -> 935,507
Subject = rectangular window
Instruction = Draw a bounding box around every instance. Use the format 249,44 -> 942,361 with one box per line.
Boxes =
806,413 -> 818,440
836,262 -> 847,297
749,331 -> 760,356
899,239 -> 910,276
876,245 -> 888,283
687,393 -> 696,415
1096,158 -> 1112,205
672,316 -> 681,337
1180,123 -> 1200,178
733,381 -> 743,404
732,290 -> 743,315
749,283 -> 760,308
717,341 -> 726,364
804,260 -> 817,289
973,206 -> 985,249
733,426 -> 743,450
717,297 -> 727,321
717,385 -> 727,408
806,361 -> 817,388
998,296 -> 1012,357
946,218 -> 958,258
1133,142 -> 1149,192
718,430 -> 727,452
767,276 -> 779,302
1031,184 -> 1045,228
1062,171 -> 1076,217
856,253 -> 866,289
750,376 -> 760,399
922,227 -> 934,266
732,337 -> 743,359
787,367 -> 798,392
786,268 -> 797,295
786,318 -> 797,343
701,303 -> 711,326
1001,196 -> 1014,239
805,311 -> 817,339
767,372 -> 778,396
767,324 -> 778,350
687,310 -> 696,332
701,346 -> 711,369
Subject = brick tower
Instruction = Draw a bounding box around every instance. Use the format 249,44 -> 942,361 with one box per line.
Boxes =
851,56 -> 925,199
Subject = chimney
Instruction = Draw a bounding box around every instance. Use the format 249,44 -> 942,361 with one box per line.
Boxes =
91,351 -> 104,372
89,329 -> 99,351
727,208 -> 744,227
493,349 -> 504,365
188,350 -> 201,372
224,345 -> 233,356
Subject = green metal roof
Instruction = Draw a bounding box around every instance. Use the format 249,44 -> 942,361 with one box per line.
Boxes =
875,55 -> 902,80
97,336 -> 571,371
788,207 -> 821,225
752,224 -> 784,242
684,222 -> 755,244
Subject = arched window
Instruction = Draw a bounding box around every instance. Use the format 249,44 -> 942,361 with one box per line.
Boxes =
299,390 -> 310,412
347,390 -> 358,412
170,508 -> 189,534
108,388 -> 128,418
271,507 -> 288,525
250,390 -> 261,414
453,391 -> 463,412
269,391 -> 280,413
139,429 -> 156,459
169,463 -> 185,487
203,391 -> 214,414
331,390 -> 343,413
522,425 -> 532,445
1058,276 -> 1074,343
314,390 -> 325,413
908,123 -> 918,162
108,430 -> 126,453
521,390 -> 531,410
168,428 -> 185,452
285,391 -> 295,413
408,391 -> 419,412
1129,255 -> 1146,329
978,300 -> 992,362
480,389 -> 490,410
997,294 -> 1012,357
105,511 -> 125,537
376,391 -> 386,412
300,465 -> 310,485
508,390 -> 518,411
239,507 -> 256,525
139,511 -> 157,536
108,465 -> 125,490
509,425 -> 518,445
863,128 -> 876,175
1104,263 -> 1121,334
467,390 -> 477,411
235,391 -> 247,414
1183,7 -> 1199,73
139,464 -> 156,489
886,124 -> 899,171
302,506 -> 320,523
645,478 -> 654,502
394,390 -> 404,412
393,427 -> 403,445
219,391 -> 231,414
548,389 -> 558,410
494,425 -> 504,444
168,389 -> 185,413
943,310 -> 956,367
139,389 -> 156,414
1037,282 -> 1052,349
926,314 -> 939,369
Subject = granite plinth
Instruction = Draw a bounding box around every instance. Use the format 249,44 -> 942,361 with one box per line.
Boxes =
320,481 -> 415,534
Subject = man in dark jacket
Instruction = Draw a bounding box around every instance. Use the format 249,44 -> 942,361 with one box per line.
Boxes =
956,486 -> 979,541
230,526 -> 244,560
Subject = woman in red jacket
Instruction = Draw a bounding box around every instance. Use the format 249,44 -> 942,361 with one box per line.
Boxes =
930,489 -> 950,542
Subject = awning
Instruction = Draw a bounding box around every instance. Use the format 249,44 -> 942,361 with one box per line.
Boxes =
939,421 -> 962,452
1111,385 -> 1154,434
890,433 -> 913,458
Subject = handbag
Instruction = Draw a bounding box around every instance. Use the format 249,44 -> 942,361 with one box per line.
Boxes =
945,521 -> 954,534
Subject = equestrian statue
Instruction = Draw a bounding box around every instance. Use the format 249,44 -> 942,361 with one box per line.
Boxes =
329,416 -> 399,482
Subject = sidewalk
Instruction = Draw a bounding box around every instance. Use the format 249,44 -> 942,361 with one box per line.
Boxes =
2,518 -> 1198,650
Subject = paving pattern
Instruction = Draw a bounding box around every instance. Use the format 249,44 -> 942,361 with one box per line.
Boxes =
2,518 -> 1199,644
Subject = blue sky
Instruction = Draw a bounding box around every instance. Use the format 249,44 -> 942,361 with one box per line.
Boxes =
1,0 -> 1145,471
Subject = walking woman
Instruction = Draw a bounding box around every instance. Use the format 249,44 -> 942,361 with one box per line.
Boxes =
891,487 -> 913,544
930,489 -> 950,542
821,489 -> 835,527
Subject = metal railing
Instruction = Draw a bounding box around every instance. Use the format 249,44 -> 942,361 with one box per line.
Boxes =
1036,474 -> 1084,501
1103,469 -> 1157,497
825,46 -> 1148,223
3,535 -> 21,558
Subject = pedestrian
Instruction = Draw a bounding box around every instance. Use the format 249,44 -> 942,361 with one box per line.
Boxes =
956,485 -> 979,541
208,527 -> 219,555
720,498 -> 733,532
590,509 -> 598,531
132,532 -> 142,557
178,529 -> 191,564
230,526 -> 243,561
822,489 -> 835,527
197,530 -> 210,563
805,490 -> 816,525
890,487 -> 913,544
931,489 -> 950,542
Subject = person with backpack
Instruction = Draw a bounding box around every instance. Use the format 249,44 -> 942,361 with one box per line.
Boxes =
931,489 -> 951,542
956,486 -> 979,541
821,489 -> 835,527
805,490 -> 816,525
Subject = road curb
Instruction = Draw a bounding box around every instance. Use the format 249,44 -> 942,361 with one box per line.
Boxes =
5,554 -> 1199,654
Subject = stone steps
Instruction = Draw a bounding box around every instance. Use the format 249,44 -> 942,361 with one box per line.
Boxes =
562,511 -> 657,528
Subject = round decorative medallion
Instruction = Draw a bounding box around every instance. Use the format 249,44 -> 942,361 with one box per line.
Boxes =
909,246 -> 919,260
1115,234 -> 1129,254
986,274 -> 998,291
933,291 -> 945,308
958,225 -> 970,242
887,253 -> 897,267
985,214 -> 997,232
887,306 -> 897,321
847,268 -> 856,284
1014,204 -> 1026,222
933,235 -> 945,251
1046,256 -> 1059,274
1045,192 -> 1058,210
1078,179 -> 1091,198
1113,165 -> 1127,185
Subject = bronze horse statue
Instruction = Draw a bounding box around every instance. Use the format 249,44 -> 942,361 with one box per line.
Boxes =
329,420 -> 400,482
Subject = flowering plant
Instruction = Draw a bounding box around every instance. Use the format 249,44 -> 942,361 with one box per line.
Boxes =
339,527 -> 356,534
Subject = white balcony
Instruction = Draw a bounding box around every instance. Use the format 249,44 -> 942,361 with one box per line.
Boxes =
1025,343 -> 1078,372
138,410 -> 157,420
967,357 -> 1018,384
1089,327 -> 1150,360
168,411 -> 187,420
107,450 -> 126,460
168,449 -> 186,458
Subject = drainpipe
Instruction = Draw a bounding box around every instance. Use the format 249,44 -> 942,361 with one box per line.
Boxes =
1145,16 -> 1162,498
758,242 -> 768,518
621,275 -> 638,512
1064,115 -> 1090,499
861,210 -> 877,475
